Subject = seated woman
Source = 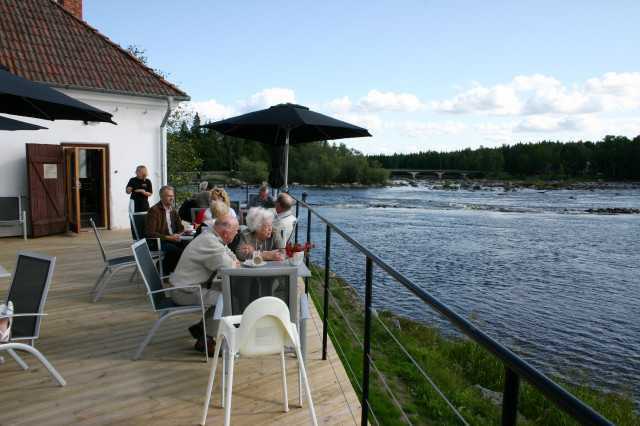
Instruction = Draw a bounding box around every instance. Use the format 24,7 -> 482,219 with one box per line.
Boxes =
235,207 -> 285,261
198,188 -> 236,223
194,200 -> 229,238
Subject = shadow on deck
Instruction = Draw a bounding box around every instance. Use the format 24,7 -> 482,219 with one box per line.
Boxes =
0,229 -> 360,424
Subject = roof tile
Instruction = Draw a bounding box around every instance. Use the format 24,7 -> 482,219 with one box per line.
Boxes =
0,0 -> 189,100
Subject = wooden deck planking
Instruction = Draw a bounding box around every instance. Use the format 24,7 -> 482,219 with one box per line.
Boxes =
0,229 -> 360,424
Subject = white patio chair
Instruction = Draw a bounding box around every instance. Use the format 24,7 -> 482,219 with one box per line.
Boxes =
131,239 -> 212,361
200,296 -> 316,426
0,250 -> 66,386
215,266 -> 310,407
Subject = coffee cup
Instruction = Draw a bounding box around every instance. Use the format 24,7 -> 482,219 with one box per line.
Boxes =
185,225 -> 194,232
253,251 -> 263,265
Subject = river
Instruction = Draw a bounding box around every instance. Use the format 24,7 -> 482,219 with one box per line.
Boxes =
224,181 -> 640,408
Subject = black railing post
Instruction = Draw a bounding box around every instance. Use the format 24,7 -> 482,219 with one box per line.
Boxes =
502,366 -> 520,425
294,198 -> 300,246
361,256 -> 373,426
304,206 -> 311,293
322,223 -> 330,361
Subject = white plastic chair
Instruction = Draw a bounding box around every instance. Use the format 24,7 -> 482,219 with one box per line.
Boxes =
200,297 -> 316,426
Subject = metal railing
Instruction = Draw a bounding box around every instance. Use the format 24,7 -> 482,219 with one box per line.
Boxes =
292,194 -> 613,426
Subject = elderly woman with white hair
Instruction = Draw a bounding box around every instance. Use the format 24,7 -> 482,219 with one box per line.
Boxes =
235,207 -> 285,261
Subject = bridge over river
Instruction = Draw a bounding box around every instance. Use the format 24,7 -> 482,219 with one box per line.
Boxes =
385,168 -> 483,179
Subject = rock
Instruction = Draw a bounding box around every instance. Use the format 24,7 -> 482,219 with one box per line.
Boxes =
472,385 -> 503,407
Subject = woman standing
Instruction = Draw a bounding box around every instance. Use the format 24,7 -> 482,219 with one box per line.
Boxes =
126,165 -> 152,213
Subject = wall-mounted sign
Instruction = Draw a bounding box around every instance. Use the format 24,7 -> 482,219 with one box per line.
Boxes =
44,164 -> 58,179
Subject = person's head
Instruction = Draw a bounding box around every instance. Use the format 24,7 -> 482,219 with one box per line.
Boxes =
275,193 -> 292,214
245,207 -> 273,241
209,200 -> 230,219
206,181 -> 216,190
159,185 -> 174,208
210,188 -> 230,206
258,184 -> 269,201
136,165 -> 148,179
198,181 -> 208,192
213,215 -> 239,245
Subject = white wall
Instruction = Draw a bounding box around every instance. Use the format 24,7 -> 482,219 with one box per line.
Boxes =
0,87 -> 183,236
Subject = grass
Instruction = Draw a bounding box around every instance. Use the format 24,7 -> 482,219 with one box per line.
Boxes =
306,267 -> 639,425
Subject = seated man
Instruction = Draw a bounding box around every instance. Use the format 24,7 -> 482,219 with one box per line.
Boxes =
145,185 -> 187,274
169,215 -> 241,354
273,192 -> 297,243
247,184 -> 275,208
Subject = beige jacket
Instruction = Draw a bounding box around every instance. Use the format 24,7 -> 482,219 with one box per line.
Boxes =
169,231 -> 237,293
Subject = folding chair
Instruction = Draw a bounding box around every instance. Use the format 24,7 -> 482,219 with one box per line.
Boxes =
201,297 -> 316,426
0,251 -> 66,386
130,212 -> 165,278
131,239 -> 211,361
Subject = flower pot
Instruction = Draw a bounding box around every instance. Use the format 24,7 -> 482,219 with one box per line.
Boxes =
288,251 -> 304,266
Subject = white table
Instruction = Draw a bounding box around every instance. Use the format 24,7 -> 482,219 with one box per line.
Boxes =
241,260 -> 311,278
0,264 -> 10,278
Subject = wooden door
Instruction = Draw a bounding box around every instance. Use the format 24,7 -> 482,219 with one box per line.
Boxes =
26,144 -> 66,237
64,147 -> 81,234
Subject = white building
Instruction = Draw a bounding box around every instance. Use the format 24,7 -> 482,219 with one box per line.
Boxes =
0,0 -> 189,237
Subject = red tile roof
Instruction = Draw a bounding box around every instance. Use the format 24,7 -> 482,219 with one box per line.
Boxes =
0,0 -> 189,100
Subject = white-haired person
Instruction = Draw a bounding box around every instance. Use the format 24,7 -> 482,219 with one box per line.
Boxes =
235,207 -> 285,261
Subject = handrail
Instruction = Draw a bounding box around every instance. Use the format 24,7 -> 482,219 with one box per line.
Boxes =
292,194 -> 613,426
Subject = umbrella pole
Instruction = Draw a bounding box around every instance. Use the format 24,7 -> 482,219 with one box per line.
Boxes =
283,129 -> 290,191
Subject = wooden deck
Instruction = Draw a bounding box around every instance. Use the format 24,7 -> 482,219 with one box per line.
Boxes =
0,229 -> 361,425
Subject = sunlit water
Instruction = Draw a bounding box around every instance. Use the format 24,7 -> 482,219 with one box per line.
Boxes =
225,183 -> 640,406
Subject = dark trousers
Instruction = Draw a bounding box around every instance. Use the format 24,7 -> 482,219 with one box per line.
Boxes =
152,240 -> 187,274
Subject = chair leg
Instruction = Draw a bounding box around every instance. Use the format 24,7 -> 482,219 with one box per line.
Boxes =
90,267 -> 108,293
92,264 -> 135,303
280,349 -> 289,412
200,338 -> 223,425
2,343 -> 66,386
295,345 -> 317,426
224,351 -> 235,426
6,348 -> 28,370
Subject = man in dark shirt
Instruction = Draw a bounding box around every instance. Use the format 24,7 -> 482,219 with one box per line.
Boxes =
247,184 -> 275,208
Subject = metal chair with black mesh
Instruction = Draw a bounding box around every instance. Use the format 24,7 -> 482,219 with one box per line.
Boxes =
130,212 -> 165,279
0,250 -> 66,386
131,239 -> 211,361
89,218 -> 138,303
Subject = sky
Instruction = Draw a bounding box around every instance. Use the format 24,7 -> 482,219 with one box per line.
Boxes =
84,0 -> 640,155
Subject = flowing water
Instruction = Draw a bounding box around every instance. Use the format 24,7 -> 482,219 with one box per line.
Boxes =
224,182 -> 640,407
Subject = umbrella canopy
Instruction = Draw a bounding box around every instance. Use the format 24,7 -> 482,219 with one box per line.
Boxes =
201,103 -> 371,188
0,63 -> 116,124
0,115 -> 48,131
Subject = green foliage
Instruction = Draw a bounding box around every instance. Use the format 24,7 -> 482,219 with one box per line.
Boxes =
237,157 -> 269,183
167,133 -> 202,202
371,135 -> 640,180
306,268 -> 638,425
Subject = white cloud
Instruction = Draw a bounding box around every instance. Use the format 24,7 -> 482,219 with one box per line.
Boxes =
513,115 -> 601,133
333,113 -> 384,133
187,99 -> 237,122
509,74 -> 561,91
237,87 -> 296,112
476,121 -> 518,142
389,120 -> 467,139
521,87 -> 599,115
583,72 -> 640,111
434,84 -> 521,115
326,96 -> 354,113
357,89 -> 422,112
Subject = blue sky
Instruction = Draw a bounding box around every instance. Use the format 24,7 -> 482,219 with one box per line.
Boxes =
84,0 -> 640,155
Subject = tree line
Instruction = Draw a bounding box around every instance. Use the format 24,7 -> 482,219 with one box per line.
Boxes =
166,112 -> 389,191
368,135 -> 640,180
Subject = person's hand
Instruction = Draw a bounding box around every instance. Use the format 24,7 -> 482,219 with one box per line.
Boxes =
238,245 -> 253,256
233,258 -> 241,268
263,250 -> 285,261
126,186 -> 133,194
167,234 -> 181,243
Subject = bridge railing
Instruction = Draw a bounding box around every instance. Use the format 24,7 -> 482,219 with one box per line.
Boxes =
292,194 -> 612,425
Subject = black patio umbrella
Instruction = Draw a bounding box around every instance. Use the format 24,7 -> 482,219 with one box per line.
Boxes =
201,103 -> 371,188
0,115 -> 48,131
0,63 -> 116,124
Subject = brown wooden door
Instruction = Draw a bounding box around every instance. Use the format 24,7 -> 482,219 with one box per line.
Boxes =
26,144 -> 66,237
